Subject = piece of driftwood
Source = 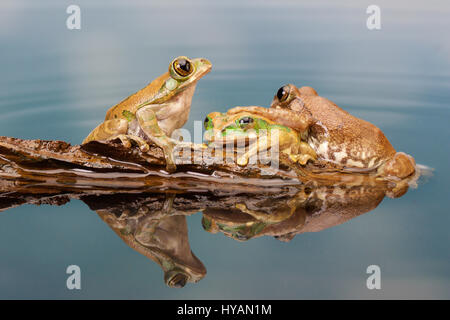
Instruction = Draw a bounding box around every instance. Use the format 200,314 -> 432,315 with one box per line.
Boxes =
0,136 -> 296,185
0,135 -> 425,198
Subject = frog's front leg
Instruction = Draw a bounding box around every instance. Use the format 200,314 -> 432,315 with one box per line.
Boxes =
236,134 -> 270,166
136,108 -> 178,172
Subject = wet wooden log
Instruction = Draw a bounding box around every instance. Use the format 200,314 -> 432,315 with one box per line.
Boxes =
0,136 -> 304,193
0,136 -> 421,197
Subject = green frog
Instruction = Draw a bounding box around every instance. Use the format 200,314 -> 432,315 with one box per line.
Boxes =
203,110 -> 316,166
83,56 -> 212,172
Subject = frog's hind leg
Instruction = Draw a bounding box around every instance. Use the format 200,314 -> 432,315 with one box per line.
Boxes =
83,119 -> 149,152
83,119 -> 129,144
136,108 -> 178,172
379,152 -> 416,179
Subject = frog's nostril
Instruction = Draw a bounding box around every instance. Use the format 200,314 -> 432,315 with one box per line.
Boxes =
200,58 -> 212,66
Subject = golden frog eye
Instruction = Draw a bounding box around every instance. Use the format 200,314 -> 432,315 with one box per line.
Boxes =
276,85 -> 290,102
173,58 -> 193,77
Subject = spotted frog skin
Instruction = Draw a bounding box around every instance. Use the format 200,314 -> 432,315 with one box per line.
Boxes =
228,85 -> 415,179
83,56 -> 211,172
203,111 -> 316,166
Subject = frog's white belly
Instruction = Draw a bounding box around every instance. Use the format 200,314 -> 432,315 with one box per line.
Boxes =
157,85 -> 196,136
126,85 -> 196,140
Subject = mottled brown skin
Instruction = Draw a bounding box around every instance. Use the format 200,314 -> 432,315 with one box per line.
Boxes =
271,85 -> 415,178
227,85 -> 415,179
104,71 -> 169,121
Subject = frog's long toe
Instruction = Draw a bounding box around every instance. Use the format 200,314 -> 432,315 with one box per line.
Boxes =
289,154 -> 315,165
237,156 -> 249,166
110,134 -> 150,152
161,143 -> 178,173
133,138 -> 150,152
112,134 -> 132,148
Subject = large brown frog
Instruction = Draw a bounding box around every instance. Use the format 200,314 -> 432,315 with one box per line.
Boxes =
227,85 -> 415,179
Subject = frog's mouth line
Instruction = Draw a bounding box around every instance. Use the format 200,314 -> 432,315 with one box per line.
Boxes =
207,136 -> 258,149
205,127 -> 264,146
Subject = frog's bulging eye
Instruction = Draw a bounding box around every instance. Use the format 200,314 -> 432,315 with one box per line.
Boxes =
238,117 -> 254,127
204,116 -> 211,130
173,58 -> 193,77
167,273 -> 188,288
276,85 -> 290,102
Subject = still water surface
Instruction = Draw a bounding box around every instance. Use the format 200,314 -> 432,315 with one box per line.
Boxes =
0,0 -> 449,299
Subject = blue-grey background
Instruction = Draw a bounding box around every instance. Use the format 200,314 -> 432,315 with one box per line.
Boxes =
0,0 -> 449,299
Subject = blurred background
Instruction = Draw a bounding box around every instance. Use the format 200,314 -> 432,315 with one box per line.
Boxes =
0,0 -> 449,299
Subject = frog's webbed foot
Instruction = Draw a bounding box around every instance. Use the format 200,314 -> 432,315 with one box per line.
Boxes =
136,108 -> 179,172
236,134 -> 270,167
289,153 -> 315,165
108,134 -> 150,152
144,138 -> 202,173
379,152 -> 416,179
236,154 -> 250,166
284,141 -> 317,165
159,139 -> 178,173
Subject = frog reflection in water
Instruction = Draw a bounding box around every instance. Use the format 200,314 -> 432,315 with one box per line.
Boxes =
0,166 -> 420,287
227,85 -> 416,179
203,111 -> 317,166
201,176 -> 414,242
83,56 -> 212,172
85,176 -> 410,284
84,194 -> 206,288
